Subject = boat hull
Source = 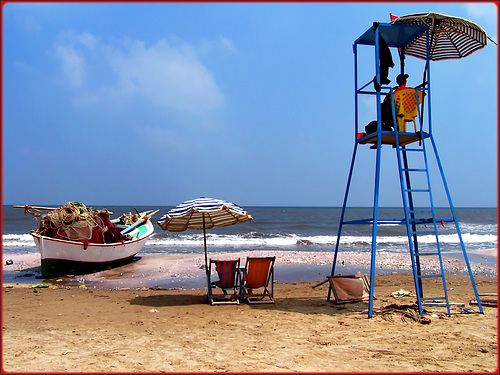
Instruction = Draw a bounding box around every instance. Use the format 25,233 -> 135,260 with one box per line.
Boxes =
32,220 -> 154,276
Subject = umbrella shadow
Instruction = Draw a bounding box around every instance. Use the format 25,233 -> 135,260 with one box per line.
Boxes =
128,292 -> 207,307
244,296 -> 370,317
128,291 -> 370,316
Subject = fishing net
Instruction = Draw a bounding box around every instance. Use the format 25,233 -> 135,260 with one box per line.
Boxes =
37,202 -> 107,242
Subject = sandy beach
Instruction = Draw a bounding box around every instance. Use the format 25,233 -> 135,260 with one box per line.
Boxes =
2,249 -> 498,373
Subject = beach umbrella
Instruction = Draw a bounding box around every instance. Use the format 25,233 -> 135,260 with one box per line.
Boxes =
157,197 -> 253,274
390,12 -> 491,121
390,12 -> 489,61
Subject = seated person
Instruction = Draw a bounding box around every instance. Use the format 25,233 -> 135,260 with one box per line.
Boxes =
381,73 -> 410,129
393,73 -> 409,93
366,73 -> 410,134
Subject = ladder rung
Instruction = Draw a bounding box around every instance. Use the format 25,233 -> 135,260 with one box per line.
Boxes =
423,302 -> 465,307
405,189 -> 430,193
418,274 -> 442,279
409,210 -> 432,214
408,218 -> 433,223
402,168 -> 427,172
399,148 -> 424,152
421,297 -> 447,301
413,252 -> 440,256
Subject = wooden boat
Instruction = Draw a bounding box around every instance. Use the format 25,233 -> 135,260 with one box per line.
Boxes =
15,204 -> 157,277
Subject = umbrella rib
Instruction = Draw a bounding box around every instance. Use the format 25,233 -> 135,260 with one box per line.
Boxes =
204,211 -> 215,228
445,32 -> 464,59
185,208 -> 197,230
223,206 -> 239,225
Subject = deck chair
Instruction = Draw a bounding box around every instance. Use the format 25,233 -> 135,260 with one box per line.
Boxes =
241,256 -> 276,304
208,258 -> 241,305
327,274 -> 372,304
393,88 -> 425,133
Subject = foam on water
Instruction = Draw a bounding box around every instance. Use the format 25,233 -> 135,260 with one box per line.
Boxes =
2,206 -> 497,257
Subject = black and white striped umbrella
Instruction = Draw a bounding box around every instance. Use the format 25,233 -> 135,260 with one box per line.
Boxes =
391,12 -> 488,61
157,197 -> 253,272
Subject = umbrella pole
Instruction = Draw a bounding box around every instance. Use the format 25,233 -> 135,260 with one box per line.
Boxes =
203,213 -> 208,271
420,63 -> 428,125
203,213 -> 210,303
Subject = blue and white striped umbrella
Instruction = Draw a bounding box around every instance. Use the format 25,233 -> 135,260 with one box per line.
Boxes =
157,197 -> 252,232
157,198 -> 253,280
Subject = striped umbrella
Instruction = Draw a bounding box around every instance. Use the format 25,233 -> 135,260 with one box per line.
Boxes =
391,12 -> 488,61
157,197 -> 253,273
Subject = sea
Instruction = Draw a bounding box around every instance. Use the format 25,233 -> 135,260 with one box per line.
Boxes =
2,205 -> 497,259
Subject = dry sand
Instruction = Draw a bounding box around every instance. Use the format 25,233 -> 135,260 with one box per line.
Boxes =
1,249 -> 498,373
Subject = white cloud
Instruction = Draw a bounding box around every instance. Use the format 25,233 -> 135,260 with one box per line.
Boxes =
463,3 -> 498,43
52,32 -> 225,114
53,42 -> 86,89
76,32 -> 99,50
107,39 -> 224,112
463,2 -> 498,24
219,36 -> 236,53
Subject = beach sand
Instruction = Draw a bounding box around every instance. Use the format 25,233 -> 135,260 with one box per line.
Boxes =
2,249 -> 498,373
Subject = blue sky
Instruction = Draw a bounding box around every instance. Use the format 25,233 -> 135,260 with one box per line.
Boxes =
2,1 -> 498,208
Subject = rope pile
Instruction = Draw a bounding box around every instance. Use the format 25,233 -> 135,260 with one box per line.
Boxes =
46,202 -> 98,231
381,303 -> 432,324
35,202 -> 107,241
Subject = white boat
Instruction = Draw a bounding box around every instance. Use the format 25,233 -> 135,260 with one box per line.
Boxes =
32,219 -> 154,276
15,204 -> 157,277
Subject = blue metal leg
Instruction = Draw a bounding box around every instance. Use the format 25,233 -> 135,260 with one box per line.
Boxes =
430,136 -> 483,313
368,133 -> 383,318
329,142 -> 358,302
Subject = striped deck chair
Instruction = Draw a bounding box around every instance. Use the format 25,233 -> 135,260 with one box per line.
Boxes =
208,258 -> 241,305
241,256 -> 276,304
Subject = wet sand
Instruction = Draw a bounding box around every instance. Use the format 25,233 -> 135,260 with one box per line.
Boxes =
2,248 -> 497,290
2,248 -> 497,373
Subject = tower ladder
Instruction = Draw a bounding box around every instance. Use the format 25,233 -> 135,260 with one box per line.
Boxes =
395,130 -> 452,315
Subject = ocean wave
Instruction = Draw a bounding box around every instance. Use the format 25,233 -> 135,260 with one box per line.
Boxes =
457,223 -> 498,236
2,234 -> 35,247
2,232 -> 496,252
145,232 -> 497,249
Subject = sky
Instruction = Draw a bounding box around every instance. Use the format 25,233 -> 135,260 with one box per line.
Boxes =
1,1 -> 498,208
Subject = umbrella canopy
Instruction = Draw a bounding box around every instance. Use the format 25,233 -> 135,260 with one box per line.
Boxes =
158,197 -> 252,231
157,197 -> 253,275
391,12 -> 488,61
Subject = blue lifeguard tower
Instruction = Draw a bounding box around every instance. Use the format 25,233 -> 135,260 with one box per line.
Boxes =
329,21 -> 484,318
